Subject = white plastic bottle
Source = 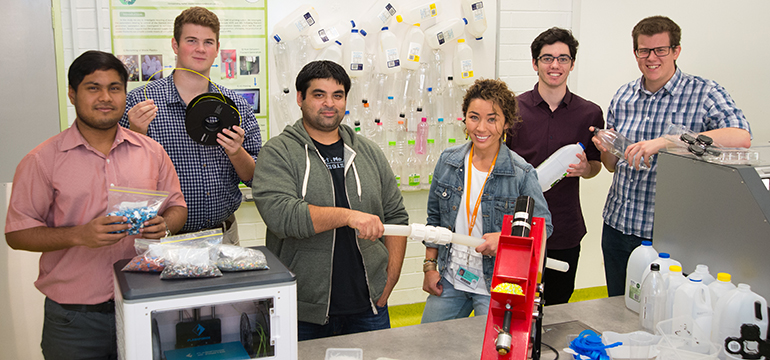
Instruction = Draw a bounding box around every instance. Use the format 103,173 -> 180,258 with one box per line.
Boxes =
453,38 -> 475,86
664,265 -> 688,319
401,24 -> 425,71
271,4 -> 320,43
711,283 -> 768,355
461,0 -> 487,40
316,40 -> 344,64
535,143 -> 585,192
687,264 -> 716,285
640,263 -> 666,333
358,1 -> 398,37
343,28 -> 367,78
672,274 -> 713,337
708,273 -> 736,307
388,141 -> 404,187
395,1 -> 440,26
379,27 -> 401,74
424,18 -> 467,49
309,20 -> 353,50
625,240 -> 658,313
642,253 -> 681,285
406,139 -> 422,190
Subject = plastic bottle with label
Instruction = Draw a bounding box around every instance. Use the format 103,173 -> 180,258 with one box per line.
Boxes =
640,263 -> 666,333
672,274 -> 713,338
711,283 -> 768,355
687,264 -> 716,285
424,18 -> 467,49
642,253 -> 681,285
316,40 -> 344,64
379,27 -> 401,74
388,141 -> 404,187
593,128 -> 650,170
535,143 -> 585,192
271,5 -> 320,43
461,0 -> 487,40
343,28 -> 367,78
664,265 -> 688,319
406,139 -> 422,189
395,1 -> 440,26
453,38 -> 475,86
358,1 -> 398,37
708,272 -> 736,307
401,24 -> 425,72
625,240 -> 658,313
309,20 -> 353,50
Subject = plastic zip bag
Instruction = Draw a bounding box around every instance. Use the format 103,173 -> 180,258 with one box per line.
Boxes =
215,244 -> 269,271
107,187 -> 169,235
160,245 -> 223,279
121,239 -> 165,272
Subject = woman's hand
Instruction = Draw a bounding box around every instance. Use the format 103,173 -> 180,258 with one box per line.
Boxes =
423,270 -> 443,296
475,232 -> 501,257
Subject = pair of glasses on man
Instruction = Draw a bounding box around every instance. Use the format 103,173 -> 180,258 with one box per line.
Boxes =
536,55 -> 573,64
634,45 -> 676,58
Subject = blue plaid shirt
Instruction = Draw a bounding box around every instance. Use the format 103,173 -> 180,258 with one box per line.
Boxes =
604,68 -> 751,239
120,73 -> 262,232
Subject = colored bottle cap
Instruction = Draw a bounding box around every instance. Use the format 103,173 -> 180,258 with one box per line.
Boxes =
670,265 -> 682,272
396,15 -> 403,22
641,240 -> 652,246
458,38 -> 465,43
717,273 -> 731,282
408,139 -> 415,145
659,253 -> 670,259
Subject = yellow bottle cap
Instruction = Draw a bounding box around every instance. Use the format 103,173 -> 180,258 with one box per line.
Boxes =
670,265 -> 682,272
717,272 -> 731,282
396,15 -> 403,22
458,38 -> 466,43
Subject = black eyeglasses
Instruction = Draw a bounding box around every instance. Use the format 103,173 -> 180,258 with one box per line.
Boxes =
635,46 -> 676,58
537,55 -> 573,64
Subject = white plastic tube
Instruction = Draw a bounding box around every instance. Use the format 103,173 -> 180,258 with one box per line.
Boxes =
382,224 -> 569,272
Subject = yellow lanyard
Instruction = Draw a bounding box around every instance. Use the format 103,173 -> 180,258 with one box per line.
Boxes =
466,145 -> 499,236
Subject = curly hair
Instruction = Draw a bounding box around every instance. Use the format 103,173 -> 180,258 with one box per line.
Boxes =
632,16 -> 681,50
461,78 -> 520,139
174,7 -> 220,44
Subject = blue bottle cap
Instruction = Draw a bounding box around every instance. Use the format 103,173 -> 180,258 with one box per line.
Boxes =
659,253 -> 670,258
382,26 -> 389,31
641,240 -> 652,246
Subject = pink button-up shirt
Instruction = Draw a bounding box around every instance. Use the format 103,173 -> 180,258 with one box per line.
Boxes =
5,123 -> 186,305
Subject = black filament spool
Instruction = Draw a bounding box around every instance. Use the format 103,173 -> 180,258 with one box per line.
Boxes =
511,196 -> 535,238
185,92 -> 240,145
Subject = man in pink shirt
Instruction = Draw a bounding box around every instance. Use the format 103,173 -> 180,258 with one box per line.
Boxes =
5,51 -> 187,359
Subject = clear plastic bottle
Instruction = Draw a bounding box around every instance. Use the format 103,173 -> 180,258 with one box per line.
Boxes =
406,139 -> 422,190
453,38 -> 475,86
423,138 -> 438,189
379,26 -> 401,74
707,272 -> 736,307
640,263 -> 666,333
461,0 -> 487,40
271,5 -> 321,43
343,28 -> 367,78
273,40 -> 293,93
354,121 -> 362,136
388,141 -> 404,188
416,117 -> 429,154
436,117 -> 447,150
395,2 -> 440,26
454,117 -> 466,144
396,120 -> 407,158
664,265 -> 687,319
428,49 -> 445,92
342,110 -> 352,128
271,89 -> 294,135
625,240 -> 658,313
362,101 -> 374,138
373,119 -> 386,152
401,24 -> 425,71
424,18 -> 467,49
295,35 -> 311,76
444,76 -> 458,124
535,143 -> 585,192
384,96 -> 399,131
593,128 -> 650,170
642,253 -> 681,284
687,264 -> 716,285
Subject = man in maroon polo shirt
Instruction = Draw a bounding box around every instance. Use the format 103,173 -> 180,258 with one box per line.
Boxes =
505,27 -> 605,305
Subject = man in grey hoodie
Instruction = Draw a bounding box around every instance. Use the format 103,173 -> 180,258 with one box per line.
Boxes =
253,61 -> 408,341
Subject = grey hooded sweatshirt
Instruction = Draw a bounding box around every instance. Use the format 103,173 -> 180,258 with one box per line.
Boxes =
252,119 -> 408,325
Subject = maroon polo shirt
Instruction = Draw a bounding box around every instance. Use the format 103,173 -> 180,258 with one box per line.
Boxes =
506,83 -> 605,250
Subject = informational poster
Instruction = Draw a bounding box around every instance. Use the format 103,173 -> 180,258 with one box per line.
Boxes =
110,0 -> 269,140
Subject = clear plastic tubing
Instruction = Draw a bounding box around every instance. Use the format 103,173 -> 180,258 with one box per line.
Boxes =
382,224 -> 569,272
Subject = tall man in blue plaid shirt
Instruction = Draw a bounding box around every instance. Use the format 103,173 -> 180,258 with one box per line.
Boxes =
591,16 -> 751,297
120,7 -> 261,245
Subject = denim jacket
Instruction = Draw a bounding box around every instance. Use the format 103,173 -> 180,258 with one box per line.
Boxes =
426,142 -> 553,289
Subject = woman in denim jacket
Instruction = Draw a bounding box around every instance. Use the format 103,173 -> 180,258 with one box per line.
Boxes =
421,79 -> 553,323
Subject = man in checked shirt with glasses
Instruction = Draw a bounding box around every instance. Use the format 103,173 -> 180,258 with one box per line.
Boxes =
120,7 -> 261,244
592,15 -> 752,297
